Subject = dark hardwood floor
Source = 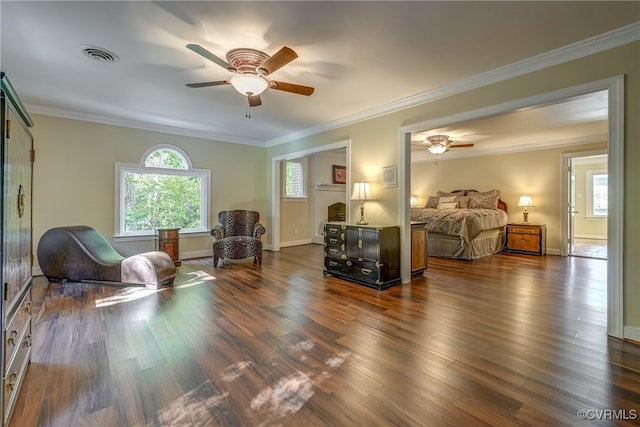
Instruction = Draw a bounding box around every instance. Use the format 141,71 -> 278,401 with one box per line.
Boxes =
10,245 -> 640,426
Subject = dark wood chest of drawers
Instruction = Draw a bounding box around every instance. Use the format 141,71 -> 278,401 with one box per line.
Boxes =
506,224 -> 546,256
323,223 -> 400,290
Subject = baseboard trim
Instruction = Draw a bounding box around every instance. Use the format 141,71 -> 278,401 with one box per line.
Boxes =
280,239 -> 313,248
575,234 -> 607,240
624,325 -> 640,342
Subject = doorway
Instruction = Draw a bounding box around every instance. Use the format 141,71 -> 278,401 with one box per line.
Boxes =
567,153 -> 608,260
402,76 -> 624,338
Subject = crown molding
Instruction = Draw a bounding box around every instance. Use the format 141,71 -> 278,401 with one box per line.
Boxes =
266,22 -> 640,147
25,103 -> 267,147
410,133 -> 608,164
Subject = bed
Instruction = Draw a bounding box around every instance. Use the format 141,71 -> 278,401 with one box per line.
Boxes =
410,189 -> 509,260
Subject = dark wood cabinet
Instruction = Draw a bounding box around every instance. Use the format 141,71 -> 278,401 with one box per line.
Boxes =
506,224 -> 546,256
1,73 -> 34,427
411,221 -> 428,276
323,223 -> 400,290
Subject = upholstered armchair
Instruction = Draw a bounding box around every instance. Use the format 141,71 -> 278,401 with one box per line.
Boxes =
211,210 -> 266,267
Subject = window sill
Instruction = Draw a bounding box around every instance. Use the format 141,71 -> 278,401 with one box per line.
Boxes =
114,230 -> 211,242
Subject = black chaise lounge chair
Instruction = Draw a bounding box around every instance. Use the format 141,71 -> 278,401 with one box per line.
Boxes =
37,225 -> 176,289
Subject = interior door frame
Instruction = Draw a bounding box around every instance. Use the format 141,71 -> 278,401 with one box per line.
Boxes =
400,75 -> 624,338
561,150 -> 608,257
270,139 -> 351,252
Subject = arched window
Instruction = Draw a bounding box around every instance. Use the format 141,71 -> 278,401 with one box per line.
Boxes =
115,145 -> 210,237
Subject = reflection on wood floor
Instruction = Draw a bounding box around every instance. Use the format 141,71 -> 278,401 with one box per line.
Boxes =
9,245 -> 640,426
572,237 -> 607,259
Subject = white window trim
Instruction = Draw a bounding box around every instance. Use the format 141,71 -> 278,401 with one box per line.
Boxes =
282,158 -> 308,199
114,144 -> 210,239
586,169 -> 607,220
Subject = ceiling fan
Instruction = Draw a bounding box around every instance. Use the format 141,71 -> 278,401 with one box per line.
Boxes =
424,135 -> 474,155
185,44 -> 314,107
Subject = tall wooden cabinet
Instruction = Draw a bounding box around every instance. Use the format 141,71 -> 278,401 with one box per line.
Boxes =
1,73 -> 34,426
323,223 -> 400,290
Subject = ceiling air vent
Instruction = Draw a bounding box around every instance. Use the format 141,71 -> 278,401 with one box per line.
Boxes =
80,45 -> 119,63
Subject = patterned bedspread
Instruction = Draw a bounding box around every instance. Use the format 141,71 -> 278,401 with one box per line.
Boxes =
410,208 -> 508,243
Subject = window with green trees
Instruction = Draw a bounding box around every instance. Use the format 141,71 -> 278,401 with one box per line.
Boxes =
283,158 -> 307,198
116,145 -> 210,236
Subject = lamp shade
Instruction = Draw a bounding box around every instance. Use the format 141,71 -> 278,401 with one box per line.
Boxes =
351,181 -> 373,201
410,196 -> 419,207
517,195 -> 535,207
229,74 -> 268,96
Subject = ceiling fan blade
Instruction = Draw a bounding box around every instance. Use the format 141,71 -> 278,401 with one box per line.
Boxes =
248,94 -> 262,107
186,44 -> 234,71
448,143 -> 475,148
258,46 -> 298,75
185,80 -> 229,88
269,80 -> 314,96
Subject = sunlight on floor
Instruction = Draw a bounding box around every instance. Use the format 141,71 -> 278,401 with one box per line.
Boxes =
150,338 -> 351,426
94,287 -> 158,308
94,271 -> 216,307
174,270 -> 216,289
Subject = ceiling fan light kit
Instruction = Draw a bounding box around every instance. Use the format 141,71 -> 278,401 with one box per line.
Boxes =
424,134 -> 474,155
230,74 -> 268,96
427,144 -> 448,155
186,44 -> 314,108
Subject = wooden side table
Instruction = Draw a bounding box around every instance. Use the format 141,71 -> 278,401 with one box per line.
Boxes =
411,221 -> 428,276
506,224 -> 546,256
155,228 -> 181,266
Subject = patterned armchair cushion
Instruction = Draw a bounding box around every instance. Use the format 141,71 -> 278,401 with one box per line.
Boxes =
211,210 -> 265,267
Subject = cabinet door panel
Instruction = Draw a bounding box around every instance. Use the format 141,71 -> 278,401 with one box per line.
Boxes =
2,107 -> 33,313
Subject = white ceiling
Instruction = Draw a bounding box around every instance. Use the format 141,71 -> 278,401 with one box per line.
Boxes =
1,1 -> 638,148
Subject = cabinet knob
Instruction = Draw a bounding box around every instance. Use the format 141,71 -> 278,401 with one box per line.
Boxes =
6,373 -> 17,391
8,330 -> 18,345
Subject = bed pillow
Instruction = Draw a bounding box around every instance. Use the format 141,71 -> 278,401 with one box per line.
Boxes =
456,195 -> 470,209
468,189 -> 501,198
437,190 -> 463,198
469,192 -> 499,209
426,195 -> 440,208
437,201 -> 458,209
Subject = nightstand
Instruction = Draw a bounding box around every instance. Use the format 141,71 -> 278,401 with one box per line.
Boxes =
506,224 -> 546,256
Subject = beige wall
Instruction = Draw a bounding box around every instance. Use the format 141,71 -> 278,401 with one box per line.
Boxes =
411,143 -> 607,254
266,42 -> 640,328
31,114 -> 267,263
